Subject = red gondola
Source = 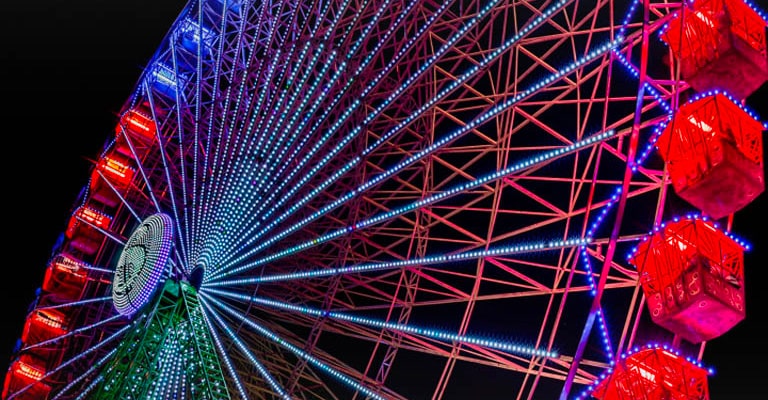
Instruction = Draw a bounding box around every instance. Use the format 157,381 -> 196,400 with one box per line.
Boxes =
661,0 -> 768,99
629,216 -> 746,343
89,153 -> 135,208
655,92 -> 764,219
20,309 -> 68,347
591,346 -> 709,399
1,354 -> 52,400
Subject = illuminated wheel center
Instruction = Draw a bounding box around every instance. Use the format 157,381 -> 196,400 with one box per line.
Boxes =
112,213 -> 174,316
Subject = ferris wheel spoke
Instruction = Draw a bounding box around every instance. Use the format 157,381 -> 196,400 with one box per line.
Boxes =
209,43 -> 336,237
218,285 -> 571,381
256,0 -> 448,192
199,297 -> 290,399
211,0 -> 599,273
318,320 -> 556,378
192,4 -> 242,264
210,37 -> 316,220
116,125 -> 164,215
241,45 -> 340,198
197,0 -> 280,253
206,235 -> 589,287
202,292 -> 397,400
74,214 -> 125,247
10,322 -> 131,400
210,47 -> 619,280
161,35 -> 194,260
49,346 -> 117,400
195,0 -> 311,250
237,0 -> 380,188
196,299 -> 290,400
187,0 -> 214,262
33,296 -> 113,312
93,170 -> 142,223
210,0 -> 443,264
192,0 -> 295,249
206,287 -> 558,358
207,0 -> 333,182
191,42 -> 282,259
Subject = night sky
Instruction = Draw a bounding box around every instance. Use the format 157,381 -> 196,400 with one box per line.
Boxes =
2,1 -> 767,398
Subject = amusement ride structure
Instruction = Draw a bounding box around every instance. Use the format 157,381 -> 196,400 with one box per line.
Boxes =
2,0 -> 767,398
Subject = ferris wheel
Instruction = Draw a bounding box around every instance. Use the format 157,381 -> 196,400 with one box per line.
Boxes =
3,0 -> 766,399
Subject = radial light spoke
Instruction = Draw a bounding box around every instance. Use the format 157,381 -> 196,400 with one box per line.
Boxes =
203,292 -> 394,400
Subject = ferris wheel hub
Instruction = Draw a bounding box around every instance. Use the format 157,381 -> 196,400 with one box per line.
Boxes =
112,213 -> 174,316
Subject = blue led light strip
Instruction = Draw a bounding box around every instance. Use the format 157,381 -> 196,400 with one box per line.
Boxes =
333,0 -> 372,47
626,213 -> 752,258
200,298 -> 290,399
201,0 -> 262,217
199,299 -> 251,399
206,237 -> 590,286
203,293 -> 387,400
189,0 -> 216,264
612,50 -> 672,115
237,0 -> 376,185
362,0 -> 575,156
241,0 -> 356,176
201,2 -> 318,244
197,37 -> 300,263
205,288 -> 559,358
219,46 -> 336,223
576,188 -> 623,363
184,1 -> 256,266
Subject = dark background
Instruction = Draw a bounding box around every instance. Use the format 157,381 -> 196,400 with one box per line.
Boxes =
1,1 -> 766,398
